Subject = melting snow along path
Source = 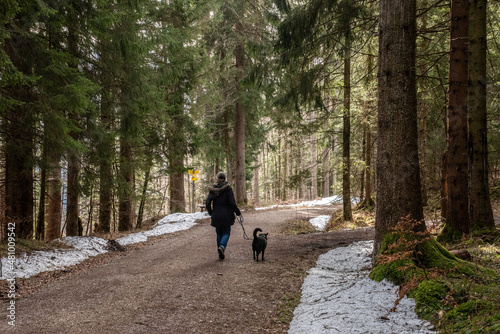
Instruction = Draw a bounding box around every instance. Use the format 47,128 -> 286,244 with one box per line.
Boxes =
0,212 -> 209,280
288,240 -> 435,334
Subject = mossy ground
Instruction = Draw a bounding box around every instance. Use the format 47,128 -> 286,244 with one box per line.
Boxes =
370,221 -> 500,334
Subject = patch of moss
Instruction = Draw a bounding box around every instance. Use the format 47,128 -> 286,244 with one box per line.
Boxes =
371,226 -> 500,334
436,224 -> 464,243
415,239 -> 477,277
369,258 -> 422,285
446,299 -> 490,321
412,280 -> 447,312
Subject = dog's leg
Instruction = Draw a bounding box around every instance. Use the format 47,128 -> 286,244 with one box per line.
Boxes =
262,249 -> 265,261
253,250 -> 256,261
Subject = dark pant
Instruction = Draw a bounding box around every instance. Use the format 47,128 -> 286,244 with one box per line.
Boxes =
215,226 -> 231,250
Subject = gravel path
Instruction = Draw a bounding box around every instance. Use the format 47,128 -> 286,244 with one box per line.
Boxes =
1,206 -> 374,333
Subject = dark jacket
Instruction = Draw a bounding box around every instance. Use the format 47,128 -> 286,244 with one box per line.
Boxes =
205,182 -> 241,228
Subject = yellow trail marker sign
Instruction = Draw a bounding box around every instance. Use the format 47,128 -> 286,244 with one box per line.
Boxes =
192,177 -> 198,181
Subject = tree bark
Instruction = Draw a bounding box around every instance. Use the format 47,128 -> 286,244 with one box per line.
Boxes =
365,124 -> 373,205
119,140 -> 134,230
374,0 -> 425,256
468,0 -> 494,230
137,156 -> 152,229
4,33 -> 35,240
342,30 -> 353,221
65,10 -> 81,237
234,41 -> 247,205
445,0 -> 470,236
97,40 -> 114,234
46,153 -> 62,240
310,126 -> 318,200
252,152 -> 261,206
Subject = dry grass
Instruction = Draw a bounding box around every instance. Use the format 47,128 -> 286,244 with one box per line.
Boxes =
324,208 -> 374,231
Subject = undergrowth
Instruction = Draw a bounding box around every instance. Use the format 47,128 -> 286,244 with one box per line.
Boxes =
370,216 -> 500,333
324,208 -> 374,231
0,238 -> 70,257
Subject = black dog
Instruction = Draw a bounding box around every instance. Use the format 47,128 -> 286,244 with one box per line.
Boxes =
252,228 -> 268,261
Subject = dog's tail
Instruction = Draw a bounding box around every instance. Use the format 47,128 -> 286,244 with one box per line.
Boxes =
253,228 -> 263,238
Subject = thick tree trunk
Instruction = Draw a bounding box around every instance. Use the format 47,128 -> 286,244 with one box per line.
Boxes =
342,31 -> 353,221
4,34 -> 34,239
375,0 -> 425,256
5,107 -> 34,240
444,0 -> 470,237
468,0 -> 494,230
234,41 -> 247,205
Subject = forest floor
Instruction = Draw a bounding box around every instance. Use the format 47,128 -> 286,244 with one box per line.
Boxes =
0,205 -> 380,333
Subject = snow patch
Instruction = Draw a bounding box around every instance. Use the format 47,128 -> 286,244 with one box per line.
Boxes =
309,215 -> 330,231
289,241 -> 435,334
256,195 -> 359,211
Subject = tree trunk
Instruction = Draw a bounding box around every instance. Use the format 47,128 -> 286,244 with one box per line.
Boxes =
118,140 -> 134,231
468,0 -> 494,230
36,146 -> 47,240
322,146 -> 330,198
234,41 -> 247,205
365,125 -> 373,205
418,0 -> 430,207
65,11 -> 81,237
342,30 -> 353,221
46,153 -> 62,240
4,34 -> 34,239
375,0 -> 425,257
137,157 -> 152,229
310,133 -> 318,200
360,127 -> 366,203
444,0 -> 470,237
97,44 -> 114,234
252,152 -> 261,206
5,107 -> 34,240
169,158 -> 186,213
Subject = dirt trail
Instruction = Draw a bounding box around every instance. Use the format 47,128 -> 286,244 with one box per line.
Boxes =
1,206 -> 374,334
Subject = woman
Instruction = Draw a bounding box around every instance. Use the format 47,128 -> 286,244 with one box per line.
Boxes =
205,172 -> 241,260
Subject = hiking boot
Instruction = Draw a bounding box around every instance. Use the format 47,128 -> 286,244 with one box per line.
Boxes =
218,246 -> 225,260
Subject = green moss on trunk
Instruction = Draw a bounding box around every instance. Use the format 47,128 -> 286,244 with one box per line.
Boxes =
370,229 -> 499,333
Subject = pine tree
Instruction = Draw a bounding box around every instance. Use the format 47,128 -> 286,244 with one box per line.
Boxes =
374,0 -> 425,256
468,0 -> 495,231
441,0 -> 470,239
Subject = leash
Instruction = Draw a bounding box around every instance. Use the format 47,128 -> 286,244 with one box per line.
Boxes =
237,215 -> 252,240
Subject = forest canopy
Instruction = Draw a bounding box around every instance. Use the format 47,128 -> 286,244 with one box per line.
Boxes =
0,0 -> 499,243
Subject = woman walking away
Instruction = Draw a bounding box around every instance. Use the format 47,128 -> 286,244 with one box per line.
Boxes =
205,172 -> 241,260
